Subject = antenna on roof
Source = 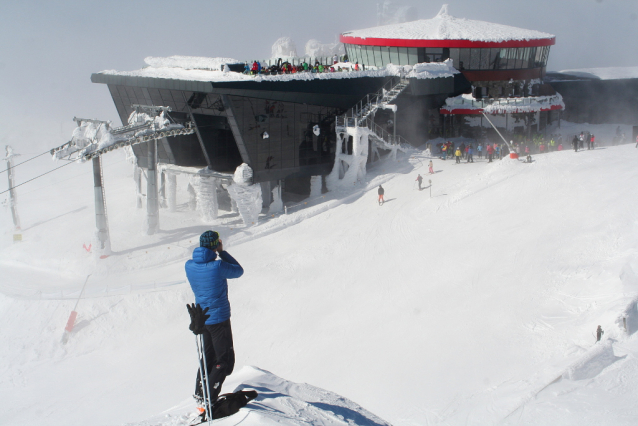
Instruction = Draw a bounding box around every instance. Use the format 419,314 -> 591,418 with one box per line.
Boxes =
437,4 -> 449,17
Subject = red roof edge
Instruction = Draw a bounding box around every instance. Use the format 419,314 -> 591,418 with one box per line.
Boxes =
340,35 -> 556,48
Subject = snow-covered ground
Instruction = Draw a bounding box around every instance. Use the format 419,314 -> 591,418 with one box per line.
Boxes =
1,133 -> 638,426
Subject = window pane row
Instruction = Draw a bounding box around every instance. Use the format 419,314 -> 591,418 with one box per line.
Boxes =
345,44 -> 550,70
449,46 -> 550,70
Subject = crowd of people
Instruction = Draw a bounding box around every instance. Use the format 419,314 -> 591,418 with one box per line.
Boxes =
434,129 -> 620,163
242,54 -> 366,76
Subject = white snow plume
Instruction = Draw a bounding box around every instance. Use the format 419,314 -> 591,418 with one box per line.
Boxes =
271,36 -> 297,58
304,39 -> 345,58
377,0 -> 418,26
227,164 -> 262,226
127,366 -> 391,426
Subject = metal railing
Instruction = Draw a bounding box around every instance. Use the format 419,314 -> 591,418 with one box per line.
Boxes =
444,94 -> 564,110
336,76 -> 408,128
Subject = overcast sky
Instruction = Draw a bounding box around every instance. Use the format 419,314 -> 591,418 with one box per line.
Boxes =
1,0 -> 637,151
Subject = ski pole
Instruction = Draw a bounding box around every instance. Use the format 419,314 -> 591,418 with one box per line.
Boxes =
195,336 -> 213,425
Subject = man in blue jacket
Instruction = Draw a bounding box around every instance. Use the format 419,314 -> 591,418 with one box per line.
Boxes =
186,230 -> 244,410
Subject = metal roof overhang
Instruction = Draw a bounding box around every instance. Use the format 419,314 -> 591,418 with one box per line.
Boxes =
92,73 -> 459,108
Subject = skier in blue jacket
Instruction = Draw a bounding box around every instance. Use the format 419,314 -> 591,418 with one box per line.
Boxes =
185,230 -> 244,411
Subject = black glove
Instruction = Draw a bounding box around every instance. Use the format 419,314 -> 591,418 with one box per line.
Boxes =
186,303 -> 210,335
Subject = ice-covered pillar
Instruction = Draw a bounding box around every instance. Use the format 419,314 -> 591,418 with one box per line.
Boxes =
134,164 -> 143,209
146,140 -> 159,235
227,164 -> 262,227
195,174 -> 219,223
187,183 -> 197,211
166,172 -> 177,212
326,127 -> 370,191
159,171 -> 167,209
5,146 -> 21,234
92,156 -> 111,252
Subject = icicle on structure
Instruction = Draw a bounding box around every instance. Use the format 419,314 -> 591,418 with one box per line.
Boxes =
327,127 -> 371,190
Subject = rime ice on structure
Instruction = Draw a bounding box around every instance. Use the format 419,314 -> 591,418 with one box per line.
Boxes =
326,127 -> 371,191
227,163 -> 262,227
271,37 -> 297,58
304,39 -> 345,58
193,172 -> 218,223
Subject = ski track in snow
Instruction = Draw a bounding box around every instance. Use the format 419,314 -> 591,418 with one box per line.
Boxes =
1,135 -> 638,425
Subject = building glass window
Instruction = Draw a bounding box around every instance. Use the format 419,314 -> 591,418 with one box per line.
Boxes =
380,46 -> 391,65
488,48 -> 499,69
458,48 -> 470,70
349,45 -> 358,64
469,48 -> 481,69
520,47 -> 530,68
425,47 -> 444,62
373,46 -> 383,67
388,47 -> 398,64
543,46 -> 550,66
407,48 -> 418,65
360,46 -> 370,66
449,48 -> 460,68
507,48 -> 518,69
535,46 -> 544,67
398,47 -> 409,65
479,48 -> 490,69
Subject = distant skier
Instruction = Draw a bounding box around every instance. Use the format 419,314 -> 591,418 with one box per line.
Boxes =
467,145 -> 474,163
579,132 -> 585,150
378,185 -> 385,205
572,135 -> 579,152
454,147 -> 461,163
185,231 -> 244,418
596,325 -> 604,342
416,174 -> 423,190
428,160 -> 434,174
477,143 -> 483,158
590,134 -> 595,150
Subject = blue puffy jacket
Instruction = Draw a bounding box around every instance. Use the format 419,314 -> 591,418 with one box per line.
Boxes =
185,247 -> 244,325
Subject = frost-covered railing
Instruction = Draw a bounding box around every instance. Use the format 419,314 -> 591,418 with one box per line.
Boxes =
367,120 -> 412,149
336,76 -> 409,128
51,108 -> 195,162
258,56 -> 352,68
444,94 -> 564,109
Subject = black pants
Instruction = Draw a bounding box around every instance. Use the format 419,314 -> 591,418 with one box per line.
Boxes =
195,320 -> 235,405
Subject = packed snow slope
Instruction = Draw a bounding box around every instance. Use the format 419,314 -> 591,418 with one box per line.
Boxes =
2,139 -> 638,426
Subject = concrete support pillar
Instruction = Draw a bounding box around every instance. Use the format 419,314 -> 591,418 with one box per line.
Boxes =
92,156 -> 111,252
146,141 -> 159,235
166,172 -> 177,212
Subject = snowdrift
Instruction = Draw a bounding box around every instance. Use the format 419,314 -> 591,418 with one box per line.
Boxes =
129,366 -> 390,426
